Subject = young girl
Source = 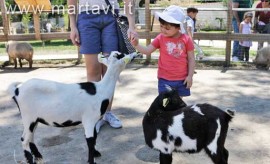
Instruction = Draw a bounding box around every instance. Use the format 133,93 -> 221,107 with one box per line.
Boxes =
130,5 -> 195,97
239,12 -> 253,62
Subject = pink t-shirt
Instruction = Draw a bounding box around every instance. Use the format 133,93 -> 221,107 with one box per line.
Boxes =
151,33 -> 194,80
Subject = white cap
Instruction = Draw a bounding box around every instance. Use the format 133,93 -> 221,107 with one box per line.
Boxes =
155,5 -> 186,34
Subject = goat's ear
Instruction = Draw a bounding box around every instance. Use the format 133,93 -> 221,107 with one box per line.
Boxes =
98,54 -> 108,65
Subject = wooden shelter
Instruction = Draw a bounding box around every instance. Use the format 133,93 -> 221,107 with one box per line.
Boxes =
14,0 -> 52,12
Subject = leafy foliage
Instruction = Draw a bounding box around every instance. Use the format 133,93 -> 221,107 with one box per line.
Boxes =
50,0 -> 67,5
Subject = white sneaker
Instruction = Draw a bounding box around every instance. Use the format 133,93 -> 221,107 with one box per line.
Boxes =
103,112 -> 122,128
232,56 -> 239,61
95,119 -> 106,133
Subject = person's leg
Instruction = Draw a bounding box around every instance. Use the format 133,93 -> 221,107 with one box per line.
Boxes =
78,12 -> 103,82
238,45 -> 244,61
97,11 -> 121,131
245,47 -> 250,62
84,55 -> 102,81
194,42 -> 204,60
232,20 -> 239,60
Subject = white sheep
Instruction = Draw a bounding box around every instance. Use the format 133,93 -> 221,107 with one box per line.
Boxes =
6,41 -> 34,68
7,51 -> 137,164
142,86 -> 235,164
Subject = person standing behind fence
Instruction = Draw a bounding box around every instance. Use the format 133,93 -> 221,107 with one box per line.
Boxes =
231,0 -> 253,62
185,7 -> 204,60
68,0 -> 136,133
239,12 -> 253,62
46,21 -> 52,33
254,0 -> 270,50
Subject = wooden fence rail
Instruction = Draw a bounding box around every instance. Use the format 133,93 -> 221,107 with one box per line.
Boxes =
1,0 -> 270,66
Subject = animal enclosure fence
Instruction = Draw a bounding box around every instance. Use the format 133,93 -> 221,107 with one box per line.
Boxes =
0,0 -> 270,66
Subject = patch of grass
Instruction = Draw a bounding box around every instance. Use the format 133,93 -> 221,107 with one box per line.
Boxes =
0,40 -> 78,56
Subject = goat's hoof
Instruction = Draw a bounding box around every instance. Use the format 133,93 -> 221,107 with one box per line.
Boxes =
35,158 -> 44,164
94,150 -> 101,157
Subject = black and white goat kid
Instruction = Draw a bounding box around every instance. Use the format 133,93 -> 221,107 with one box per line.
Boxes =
142,87 -> 235,164
7,51 -> 137,164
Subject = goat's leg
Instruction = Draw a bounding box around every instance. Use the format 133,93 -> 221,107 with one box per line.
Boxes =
29,59 -> 33,69
222,148 -> 229,164
13,58 -> 17,68
93,127 -> 101,157
159,152 -> 172,164
29,122 -> 43,163
84,123 -> 100,164
205,147 -> 228,164
22,121 -> 43,164
21,127 -> 34,164
19,58 -> 23,68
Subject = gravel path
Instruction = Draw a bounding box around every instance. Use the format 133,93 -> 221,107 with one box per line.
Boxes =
0,64 -> 269,164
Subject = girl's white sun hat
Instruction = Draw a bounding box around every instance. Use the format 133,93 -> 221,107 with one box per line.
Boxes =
155,5 -> 186,33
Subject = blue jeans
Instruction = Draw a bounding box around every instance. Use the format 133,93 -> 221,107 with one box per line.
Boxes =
232,20 -> 239,58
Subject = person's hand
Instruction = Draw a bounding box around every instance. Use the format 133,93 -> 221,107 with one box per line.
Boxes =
130,33 -> 139,47
127,28 -> 138,43
130,37 -> 139,47
70,27 -> 80,46
184,76 -> 193,88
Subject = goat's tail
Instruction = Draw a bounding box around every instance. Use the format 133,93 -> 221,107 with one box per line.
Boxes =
7,82 -> 21,112
7,82 -> 21,96
225,109 -> 236,122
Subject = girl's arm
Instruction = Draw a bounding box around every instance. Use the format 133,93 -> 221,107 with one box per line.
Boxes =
184,50 -> 196,88
131,37 -> 157,55
239,23 -> 243,34
134,44 -> 157,56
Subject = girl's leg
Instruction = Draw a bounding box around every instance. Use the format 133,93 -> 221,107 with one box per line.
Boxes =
245,47 -> 250,62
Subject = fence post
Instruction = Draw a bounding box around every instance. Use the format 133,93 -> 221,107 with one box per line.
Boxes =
0,0 -> 10,40
145,0 -> 151,63
33,13 -> 41,40
225,1 -> 233,67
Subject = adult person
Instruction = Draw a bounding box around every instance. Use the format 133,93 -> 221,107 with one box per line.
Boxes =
68,0 -> 136,132
231,0 -> 253,61
46,21 -> 52,33
254,0 -> 270,50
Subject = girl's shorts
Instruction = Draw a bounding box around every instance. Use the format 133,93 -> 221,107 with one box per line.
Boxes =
158,78 -> 190,96
77,11 -> 118,54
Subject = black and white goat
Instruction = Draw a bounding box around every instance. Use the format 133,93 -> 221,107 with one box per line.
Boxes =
142,87 -> 235,164
7,51 -> 136,164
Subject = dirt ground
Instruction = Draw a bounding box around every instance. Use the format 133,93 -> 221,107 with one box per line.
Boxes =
0,63 -> 269,164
